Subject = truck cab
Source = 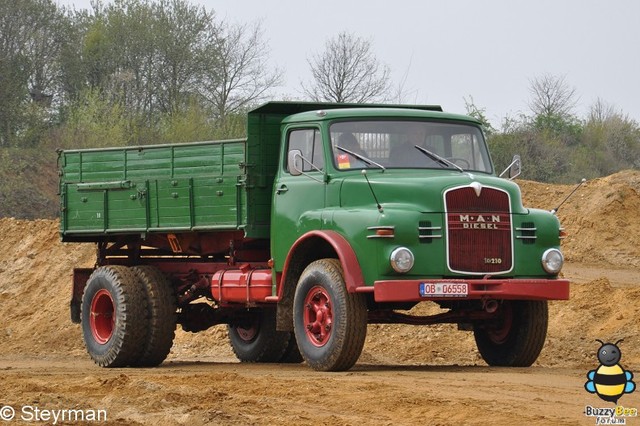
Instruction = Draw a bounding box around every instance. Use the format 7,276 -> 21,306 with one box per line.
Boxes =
267,104 -> 568,370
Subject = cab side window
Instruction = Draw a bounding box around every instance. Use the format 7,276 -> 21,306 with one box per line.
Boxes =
287,129 -> 324,173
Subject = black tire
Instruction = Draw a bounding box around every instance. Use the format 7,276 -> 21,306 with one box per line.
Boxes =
279,334 -> 304,364
293,259 -> 367,372
131,265 -> 177,367
81,265 -> 148,367
473,300 -> 548,367
228,308 -> 290,363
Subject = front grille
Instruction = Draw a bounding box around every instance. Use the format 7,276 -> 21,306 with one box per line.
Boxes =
445,185 -> 512,274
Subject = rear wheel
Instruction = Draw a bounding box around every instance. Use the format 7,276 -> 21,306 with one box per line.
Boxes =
131,265 -> 177,367
293,259 -> 367,372
279,334 -> 304,363
228,308 -> 290,363
473,300 -> 548,367
81,266 -> 148,367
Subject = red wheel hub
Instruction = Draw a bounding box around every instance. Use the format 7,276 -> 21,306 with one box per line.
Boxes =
303,286 -> 333,347
90,289 -> 115,344
236,322 -> 258,341
486,302 -> 513,344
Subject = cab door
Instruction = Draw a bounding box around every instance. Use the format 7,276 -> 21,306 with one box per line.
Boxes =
271,127 -> 326,271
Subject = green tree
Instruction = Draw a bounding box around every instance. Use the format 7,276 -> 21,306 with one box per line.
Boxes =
76,0 -> 218,129
58,88 -> 128,149
0,0 -> 71,146
581,99 -> 640,176
159,100 -> 214,143
152,0 -> 218,116
464,96 -> 495,135
488,114 -> 573,183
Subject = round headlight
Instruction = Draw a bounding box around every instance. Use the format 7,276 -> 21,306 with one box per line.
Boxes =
541,248 -> 564,274
390,247 -> 414,273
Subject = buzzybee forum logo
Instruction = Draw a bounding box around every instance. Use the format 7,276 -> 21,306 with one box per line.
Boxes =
584,339 -> 637,424
586,339 -> 636,403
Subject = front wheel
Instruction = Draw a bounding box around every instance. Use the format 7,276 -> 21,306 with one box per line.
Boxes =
293,259 -> 367,372
473,300 -> 548,367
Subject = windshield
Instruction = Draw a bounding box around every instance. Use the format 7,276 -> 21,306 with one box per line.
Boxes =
330,120 -> 493,173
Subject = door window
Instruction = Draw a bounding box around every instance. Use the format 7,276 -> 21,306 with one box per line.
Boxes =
287,129 -> 324,173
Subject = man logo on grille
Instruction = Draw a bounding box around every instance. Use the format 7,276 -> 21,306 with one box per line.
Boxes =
459,215 -> 501,230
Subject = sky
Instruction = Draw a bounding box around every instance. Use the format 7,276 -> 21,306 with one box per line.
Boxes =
58,0 -> 640,126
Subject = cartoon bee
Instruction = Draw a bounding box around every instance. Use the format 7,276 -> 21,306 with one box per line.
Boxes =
585,339 -> 636,404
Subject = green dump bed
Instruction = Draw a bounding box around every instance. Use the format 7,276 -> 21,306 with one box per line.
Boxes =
59,140 -> 259,240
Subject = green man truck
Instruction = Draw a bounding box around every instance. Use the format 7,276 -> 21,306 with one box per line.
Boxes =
59,102 -> 569,371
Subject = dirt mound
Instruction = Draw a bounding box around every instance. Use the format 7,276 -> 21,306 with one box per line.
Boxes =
0,149 -> 60,219
546,277 -> 640,368
0,170 -> 639,369
0,218 -> 94,356
519,170 -> 640,267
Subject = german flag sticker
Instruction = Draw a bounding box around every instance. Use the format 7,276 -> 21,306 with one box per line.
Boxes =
337,154 -> 351,169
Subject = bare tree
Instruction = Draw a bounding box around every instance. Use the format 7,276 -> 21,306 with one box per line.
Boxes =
391,55 -> 420,104
302,31 -> 390,103
203,20 -> 283,119
527,73 -> 578,119
588,97 -> 617,124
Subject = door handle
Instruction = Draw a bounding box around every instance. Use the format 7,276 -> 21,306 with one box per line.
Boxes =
276,185 -> 288,195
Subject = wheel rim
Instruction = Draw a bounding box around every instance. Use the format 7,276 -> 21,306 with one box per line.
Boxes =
235,321 -> 258,342
90,289 -> 115,344
486,302 -> 513,344
302,286 -> 333,347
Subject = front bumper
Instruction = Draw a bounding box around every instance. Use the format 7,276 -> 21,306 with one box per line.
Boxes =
356,278 -> 570,302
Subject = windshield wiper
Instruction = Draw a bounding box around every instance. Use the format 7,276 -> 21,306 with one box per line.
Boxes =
336,146 -> 386,171
414,145 -> 464,173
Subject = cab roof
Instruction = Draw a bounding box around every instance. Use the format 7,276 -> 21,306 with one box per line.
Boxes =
248,101 -> 478,125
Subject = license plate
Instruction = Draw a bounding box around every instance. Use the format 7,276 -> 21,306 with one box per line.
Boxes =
419,282 -> 468,297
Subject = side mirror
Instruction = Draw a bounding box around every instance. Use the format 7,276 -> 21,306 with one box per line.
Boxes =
288,149 -> 303,176
509,154 -> 521,180
499,154 -> 522,180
